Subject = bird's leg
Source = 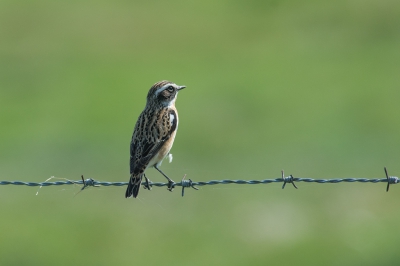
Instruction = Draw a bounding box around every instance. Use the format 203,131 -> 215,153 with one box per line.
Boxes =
142,173 -> 152,190
154,165 -> 175,192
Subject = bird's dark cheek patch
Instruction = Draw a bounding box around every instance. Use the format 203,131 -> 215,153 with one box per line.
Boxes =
161,91 -> 170,99
158,91 -> 175,102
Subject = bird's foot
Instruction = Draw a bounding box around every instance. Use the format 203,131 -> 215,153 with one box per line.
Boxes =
143,175 -> 152,190
167,179 -> 175,192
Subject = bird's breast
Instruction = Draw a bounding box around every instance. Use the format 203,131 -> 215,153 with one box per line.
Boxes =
148,130 -> 177,168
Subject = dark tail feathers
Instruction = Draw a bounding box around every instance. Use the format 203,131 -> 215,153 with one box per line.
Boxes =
125,174 -> 142,198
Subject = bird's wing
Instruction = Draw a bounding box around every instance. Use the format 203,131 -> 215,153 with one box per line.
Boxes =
130,108 -> 177,175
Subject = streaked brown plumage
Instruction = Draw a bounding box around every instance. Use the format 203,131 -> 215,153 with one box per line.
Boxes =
125,80 -> 186,198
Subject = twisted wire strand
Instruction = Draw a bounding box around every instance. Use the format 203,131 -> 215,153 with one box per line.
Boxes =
1,167 -> 398,195
0,177 -> 395,187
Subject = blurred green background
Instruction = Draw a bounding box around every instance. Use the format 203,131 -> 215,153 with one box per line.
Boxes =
1,0 -> 400,265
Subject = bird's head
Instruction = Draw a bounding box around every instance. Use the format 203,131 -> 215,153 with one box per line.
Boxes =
147,80 -> 186,107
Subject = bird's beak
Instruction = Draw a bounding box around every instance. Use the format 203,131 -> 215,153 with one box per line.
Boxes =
178,85 -> 186,91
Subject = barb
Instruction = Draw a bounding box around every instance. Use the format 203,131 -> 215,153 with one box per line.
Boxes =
384,167 -> 399,192
1,168 -> 398,195
181,174 -> 199,197
281,170 -> 298,189
80,175 -> 100,191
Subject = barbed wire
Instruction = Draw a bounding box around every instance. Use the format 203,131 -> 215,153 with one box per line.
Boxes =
0,168 -> 398,197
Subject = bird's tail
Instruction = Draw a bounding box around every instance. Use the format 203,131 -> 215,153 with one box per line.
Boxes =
125,174 -> 143,198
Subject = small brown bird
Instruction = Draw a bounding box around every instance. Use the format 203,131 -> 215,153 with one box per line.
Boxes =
126,80 -> 186,198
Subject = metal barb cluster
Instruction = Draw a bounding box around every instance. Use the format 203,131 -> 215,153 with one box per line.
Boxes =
0,167 -> 398,196
180,174 -> 199,197
281,170 -> 298,189
384,167 -> 399,192
80,175 -> 99,191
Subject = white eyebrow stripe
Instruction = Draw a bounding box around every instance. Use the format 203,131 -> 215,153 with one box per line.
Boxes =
155,83 -> 176,96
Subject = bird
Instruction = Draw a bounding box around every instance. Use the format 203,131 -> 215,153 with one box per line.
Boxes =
125,80 -> 186,198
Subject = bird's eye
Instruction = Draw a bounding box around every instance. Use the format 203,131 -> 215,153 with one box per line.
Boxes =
166,86 -> 175,92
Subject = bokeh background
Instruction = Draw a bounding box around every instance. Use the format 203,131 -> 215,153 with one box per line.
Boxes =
1,0 -> 400,265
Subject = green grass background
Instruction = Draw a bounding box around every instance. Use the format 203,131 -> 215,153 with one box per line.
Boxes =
1,0 -> 400,265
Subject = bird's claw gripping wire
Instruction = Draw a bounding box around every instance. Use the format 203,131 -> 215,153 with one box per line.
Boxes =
167,180 -> 175,192
142,174 -> 152,191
